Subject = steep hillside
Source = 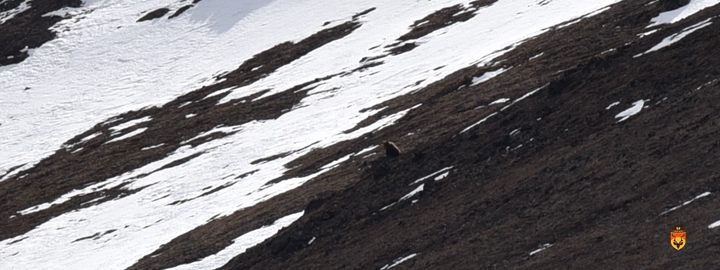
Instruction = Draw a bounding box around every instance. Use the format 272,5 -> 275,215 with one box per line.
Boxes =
2,0 -> 720,269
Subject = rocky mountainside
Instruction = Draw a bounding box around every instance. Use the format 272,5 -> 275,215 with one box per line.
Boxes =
2,0 -> 720,269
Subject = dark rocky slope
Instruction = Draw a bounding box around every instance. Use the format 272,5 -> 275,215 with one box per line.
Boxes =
220,0 -> 720,269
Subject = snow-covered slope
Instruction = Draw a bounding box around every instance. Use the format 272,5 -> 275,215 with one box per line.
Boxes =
2,0 -> 720,269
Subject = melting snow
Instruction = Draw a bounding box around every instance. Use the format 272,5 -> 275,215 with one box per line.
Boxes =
470,68 -> 509,86
529,52 -> 544,60
105,127 -> 148,144
384,169 -> 449,210
709,221 -> 720,229
648,0 -> 720,26
410,166 -> 453,185
434,171 -> 449,181
380,202 -> 396,211
605,101 -> 620,110
0,0 -> 30,25
109,116 -> 152,133
167,211 -> 304,270
501,84 -> 546,111
461,112 -> 498,133
489,98 -> 510,105
709,219 -> 720,229
400,184 -> 424,201
637,29 -> 659,38
660,191 -> 711,216
615,100 -> 645,122
63,131 -> 102,150
141,143 -> 165,151
638,18 -> 713,57
17,175 -> 132,216
320,153 -> 352,170
354,145 -> 378,157
380,253 -> 418,270
529,243 -> 553,256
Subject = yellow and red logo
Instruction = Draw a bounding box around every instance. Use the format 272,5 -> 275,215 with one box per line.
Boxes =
671,226 -> 686,250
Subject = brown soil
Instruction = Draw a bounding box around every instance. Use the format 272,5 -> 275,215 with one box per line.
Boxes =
137,8 -> 170,22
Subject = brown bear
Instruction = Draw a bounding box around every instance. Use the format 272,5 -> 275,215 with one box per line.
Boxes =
383,141 -> 401,157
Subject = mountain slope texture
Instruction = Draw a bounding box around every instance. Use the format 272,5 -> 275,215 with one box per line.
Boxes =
1,0 -> 720,269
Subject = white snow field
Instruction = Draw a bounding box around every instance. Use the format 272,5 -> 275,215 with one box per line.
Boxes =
0,0 -> 624,269
649,0 -> 720,26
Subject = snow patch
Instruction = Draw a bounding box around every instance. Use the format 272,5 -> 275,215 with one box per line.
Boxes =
529,243 -> 553,256
106,127 -> 148,144
141,144 -> 165,151
470,68 -> 508,86
63,131 -> 103,150
648,0 -> 720,26
501,84 -> 546,111
637,18 -> 712,57
320,153 -> 352,170
109,116 -> 152,133
710,220 -> 720,229
400,184 -> 424,201
410,166 -> 453,185
203,89 -> 233,101
529,52 -> 544,60
461,112 -> 498,133
489,98 -> 510,105
0,0 -> 29,25
354,145 -> 378,157
605,101 -> 620,110
434,171 -> 449,181
615,100 -> 645,122
380,202 -> 396,211
167,211 -> 304,270
17,175 -> 132,216
380,253 -> 417,270
660,191 -> 711,216
637,29 -> 659,38
380,253 -> 418,270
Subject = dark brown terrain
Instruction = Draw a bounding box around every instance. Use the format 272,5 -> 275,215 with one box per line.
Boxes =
2,0 -> 720,269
